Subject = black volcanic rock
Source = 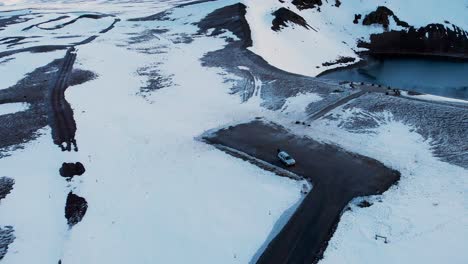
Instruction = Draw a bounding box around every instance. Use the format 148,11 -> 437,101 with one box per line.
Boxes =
292,0 -> 322,10
363,6 -> 409,29
271,8 -> 310,31
59,162 -> 85,178
359,23 -> 468,57
65,192 -> 88,227
197,3 -> 252,48
353,14 -> 362,24
322,56 -> 356,67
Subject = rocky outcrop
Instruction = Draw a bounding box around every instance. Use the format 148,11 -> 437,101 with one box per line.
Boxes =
0,226 -> 14,261
197,3 -> 252,48
362,6 -> 409,29
0,177 -> 14,201
322,56 -> 356,67
359,24 -> 468,57
271,8 -> 311,32
59,162 -> 86,179
65,192 -> 88,227
292,0 -> 322,10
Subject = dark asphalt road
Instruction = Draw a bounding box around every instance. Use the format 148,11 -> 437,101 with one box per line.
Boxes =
205,121 -> 400,264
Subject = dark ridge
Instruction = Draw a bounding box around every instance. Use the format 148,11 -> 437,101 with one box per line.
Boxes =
99,18 -> 121,34
22,15 -> 69,31
0,226 -> 14,261
292,0 -> 322,10
0,36 -> 27,45
322,56 -> 356,67
359,23 -> 468,58
72,35 -> 98,46
196,3 -> 252,48
0,177 -> 14,201
271,7 -> 311,32
65,192 -> 88,227
59,162 -> 85,179
334,0 -> 341,7
362,6 -> 409,29
35,14 -> 110,31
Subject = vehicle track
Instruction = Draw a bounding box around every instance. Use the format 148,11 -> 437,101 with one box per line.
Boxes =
49,47 -> 78,151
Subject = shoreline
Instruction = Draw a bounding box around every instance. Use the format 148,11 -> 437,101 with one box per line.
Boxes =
316,51 -> 468,78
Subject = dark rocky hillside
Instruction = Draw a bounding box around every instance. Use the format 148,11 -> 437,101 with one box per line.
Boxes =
271,8 -> 311,31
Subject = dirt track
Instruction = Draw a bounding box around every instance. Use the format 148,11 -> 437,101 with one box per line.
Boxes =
49,48 -> 78,151
204,121 -> 400,264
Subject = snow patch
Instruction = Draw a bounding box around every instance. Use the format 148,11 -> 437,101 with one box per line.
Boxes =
0,102 -> 29,115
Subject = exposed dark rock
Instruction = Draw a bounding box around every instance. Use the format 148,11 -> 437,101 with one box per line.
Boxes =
65,192 -> 88,227
69,69 -> 97,87
137,66 -> 173,95
0,13 -> 34,31
359,24 -> 468,57
59,162 -> 85,179
0,177 -> 14,201
362,6 -> 409,29
335,0 -> 341,7
0,226 -> 14,261
353,14 -> 362,24
292,0 -> 322,10
197,3 -> 252,48
357,200 -> 372,208
322,56 -> 356,67
22,15 -> 69,31
271,8 -> 310,32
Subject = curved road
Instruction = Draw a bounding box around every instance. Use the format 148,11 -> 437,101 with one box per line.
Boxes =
205,121 -> 400,264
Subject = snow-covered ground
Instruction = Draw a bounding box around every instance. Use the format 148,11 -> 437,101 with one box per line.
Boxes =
242,0 -> 468,76
267,106 -> 468,264
0,1 -> 306,263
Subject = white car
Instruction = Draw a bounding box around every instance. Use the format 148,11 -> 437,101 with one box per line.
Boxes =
277,150 -> 296,166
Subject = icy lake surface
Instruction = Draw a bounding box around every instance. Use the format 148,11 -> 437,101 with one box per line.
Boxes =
321,58 -> 468,100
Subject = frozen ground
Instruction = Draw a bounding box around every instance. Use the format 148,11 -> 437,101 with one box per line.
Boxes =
0,0 -> 467,264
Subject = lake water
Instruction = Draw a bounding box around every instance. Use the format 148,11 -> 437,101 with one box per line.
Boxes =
320,58 -> 468,100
